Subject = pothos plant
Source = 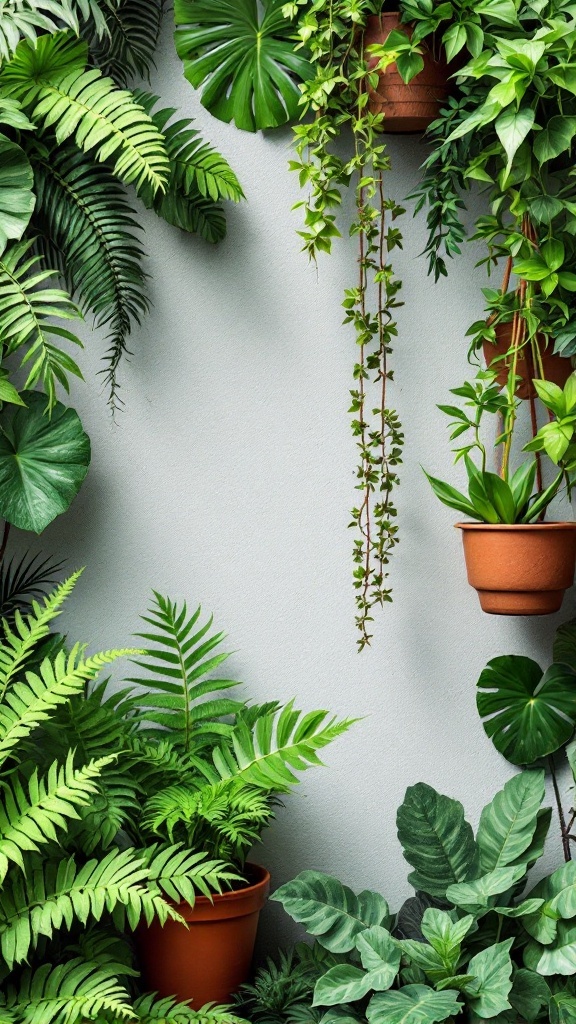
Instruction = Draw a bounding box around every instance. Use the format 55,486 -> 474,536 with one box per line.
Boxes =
0,0 -> 243,563
234,618 -> 576,1024
173,0 -> 410,649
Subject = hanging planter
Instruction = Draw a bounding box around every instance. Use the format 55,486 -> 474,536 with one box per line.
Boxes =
456,522 -> 576,614
137,864 -> 270,1008
364,13 -> 450,131
483,323 -> 573,399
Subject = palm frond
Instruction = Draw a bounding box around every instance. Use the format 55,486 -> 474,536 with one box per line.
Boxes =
89,0 -> 164,85
0,551 -> 64,622
129,593 -> 243,753
149,190 -> 228,243
28,139 -> 149,411
1,957 -> 135,1024
1,32 -> 170,194
0,751 -> 114,882
0,239 -> 83,410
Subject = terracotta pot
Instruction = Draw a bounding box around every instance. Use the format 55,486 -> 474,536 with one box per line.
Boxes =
364,12 -> 450,131
136,864 -> 270,1008
483,322 -> 572,399
456,522 -> 576,615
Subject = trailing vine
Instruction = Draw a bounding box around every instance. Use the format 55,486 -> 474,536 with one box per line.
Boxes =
285,0 -> 404,649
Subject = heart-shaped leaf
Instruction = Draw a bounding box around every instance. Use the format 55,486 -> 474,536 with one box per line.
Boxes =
476,655 -> 576,765
0,392 -> 90,533
174,0 -> 311,131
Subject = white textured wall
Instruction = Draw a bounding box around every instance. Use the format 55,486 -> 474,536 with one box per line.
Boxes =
23,20 -> 575,950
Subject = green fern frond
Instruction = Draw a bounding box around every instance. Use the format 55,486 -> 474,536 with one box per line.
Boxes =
141,841 -> 240,902
0,238 -> 83,410
0,551 -> 64,623
0,570 -> 82,699
1,32 -> 170,194
39,680 -> 140,768
149,190 -> 228,243
0,645 -> 137,769
2,958 -> 135,1024
28,139 -> 149,410
136,92 -> 244,203
0,751 -> 115,882
134,992 -> 248,1024
129,593 -> 243,753
89,0 -> 164,85
213,702 -> 356,790
0,846 -> 176,968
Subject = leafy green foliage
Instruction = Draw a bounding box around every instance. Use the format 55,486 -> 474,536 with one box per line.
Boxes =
174,0 -> 311,131
274,872 -> 391,953
0,134 -> 34,254
88,0 -> 165,86
396,783 -> 478,898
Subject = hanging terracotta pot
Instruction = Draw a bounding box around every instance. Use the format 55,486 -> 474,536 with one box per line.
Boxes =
136,864 -> 270,1009
364,12 -> 450,131
456,522 -> 576,615
483,322 -> 573,399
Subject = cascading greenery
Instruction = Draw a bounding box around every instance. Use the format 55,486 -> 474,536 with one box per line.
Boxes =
0,0 -> 243,555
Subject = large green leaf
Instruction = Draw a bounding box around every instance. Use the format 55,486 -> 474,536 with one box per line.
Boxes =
476,656 -> 576,765
476,771 -> 546,872
523,862 -> 576,947
272,871 -> 391,953
396,783 -> 478,898
465,939 -> 514,1018
173,0 -> 312,131
367,985 -> 461,1024
508,969 -> 550,1022
446,865 -> 526,914
526,921 -> 576,976
0,135 -> 34,255
0,393 -> 90,534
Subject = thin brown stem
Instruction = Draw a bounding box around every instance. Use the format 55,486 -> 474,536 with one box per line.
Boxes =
549,753 -> 572,862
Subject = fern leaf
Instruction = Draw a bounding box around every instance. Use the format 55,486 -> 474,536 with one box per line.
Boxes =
134,992 -> 248,1024
141,842 -> 240,902
28,139 -> 149,409
2,958 -> 135,1024
89,0 -> 164,85
1,32 -> 169,194
0,645 -> 137,769
0,751 -> 114,882
0,238 -> 83,410
151,190 -> 228,243
0,847 -> 177,968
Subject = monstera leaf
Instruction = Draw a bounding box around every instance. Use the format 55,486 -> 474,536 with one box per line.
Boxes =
173,0 -> 311,131
0,393 -> 90,533
476,656 -> 576,766
0,134 -> 34,254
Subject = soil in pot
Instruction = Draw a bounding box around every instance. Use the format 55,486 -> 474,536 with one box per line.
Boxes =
364,12 -> 450,131
136,864 -> 270,1009
483,322 -> 572,399
456,522 -> 576,615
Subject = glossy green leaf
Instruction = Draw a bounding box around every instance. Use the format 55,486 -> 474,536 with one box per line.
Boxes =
508,969 -> 550,1022
356,926 -> 402,990
465,939 -> 514,1018
314,965 -> 373,1006
367,985 -> 461,1024
0,134 -> 34,255
397,783 -> 478,898
0,393 -> 90,534
447,865 -> 526,914
528,921 -> 576,975
534,116 -> 576,164
495,107 -> 535,171
476,771 -> 545,872
476,656 -> 576,765
273,871 -> 390,953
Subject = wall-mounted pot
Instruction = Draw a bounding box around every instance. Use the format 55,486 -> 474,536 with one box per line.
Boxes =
483,322 -> 573,399
456,522 -> 576,615
136,864 -> 270,1008
364,12 -> 450,131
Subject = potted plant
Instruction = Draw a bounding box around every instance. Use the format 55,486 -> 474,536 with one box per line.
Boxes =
236,621 -> 576,1024
425,369 -> 576,614
55,592 -> 355,1008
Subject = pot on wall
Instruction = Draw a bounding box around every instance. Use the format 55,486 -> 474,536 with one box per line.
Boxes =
364,12 -> 450,131
136,864 -> 270,1008
483,323 -> 572,399
456,522 -> 576,615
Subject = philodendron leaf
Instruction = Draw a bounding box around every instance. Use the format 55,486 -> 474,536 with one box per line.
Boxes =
313,965 -> 373,1006
509,969 -> 550,1022
397,783 -> 478,898
273,871 -> 390,953
367,985 -> 461,1024
356,927 -> 402,990
523,862 -> 576,947
446,864 -> 526,914
464,938 -> 514,1018
401,910 -> 474,984
0,392 -> 90,534
476,770 -> 546,872
526,921 -> 576,975
550,993 -> 576,1024
554,620 -> 576,671
476,656 -> 576,765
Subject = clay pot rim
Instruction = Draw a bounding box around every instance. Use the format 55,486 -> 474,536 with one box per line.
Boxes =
455,521 -> 576,531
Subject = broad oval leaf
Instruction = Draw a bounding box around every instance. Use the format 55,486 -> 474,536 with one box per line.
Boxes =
446,864 -> 526,914
397,783 -> 478,898
0,393 -> 90,534
526,921 -> 576,976
476,656 -> 576,765
273,870 -> 390,952
465,939 -> 514,1018
476,770 -> 546,872
313,965 -> 373,1006
174,0 -> 312,131
367,984 -> 461,1024
356,926 -> 402,991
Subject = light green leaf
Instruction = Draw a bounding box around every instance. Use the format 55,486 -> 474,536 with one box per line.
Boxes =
476,771 -> 545,872
273,871 -> 390,953
314,965 -> 373,1006
447,865 -> 526,914
0,134 -> 34,255
534,116 -> 576,164
465,939 -> 514,1018
367,985 -> 461,1024
356,926 -> 402,990
495,107 -> 535,171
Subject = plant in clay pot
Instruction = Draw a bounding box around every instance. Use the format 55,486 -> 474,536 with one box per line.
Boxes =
425,368 -> 576,614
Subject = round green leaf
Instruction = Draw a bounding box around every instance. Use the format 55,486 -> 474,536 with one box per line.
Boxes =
0,133 -> 34,254
0,392 -> 90,534
173,0 -> 312,131
476,656 -> 576,766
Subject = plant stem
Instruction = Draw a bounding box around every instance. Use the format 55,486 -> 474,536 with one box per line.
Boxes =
549,753 -> 572,862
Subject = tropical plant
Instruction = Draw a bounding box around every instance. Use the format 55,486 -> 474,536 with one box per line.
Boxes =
425,367 -> 576,522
